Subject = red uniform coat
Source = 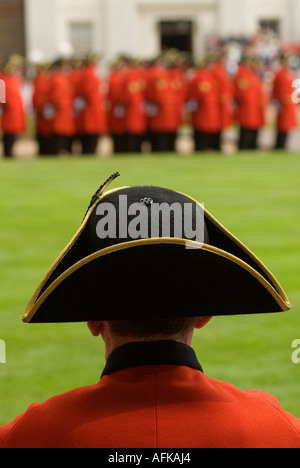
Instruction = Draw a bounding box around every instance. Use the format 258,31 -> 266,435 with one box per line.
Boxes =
0,74 -> 26,134
32,72 -> 52,137
78,65 -> 107,135
272,67 -> 298,132
234,66 -> 266,130
122,67 -> 147,135
48,71 -> 75,137
68,69 -> 85,136
146,66 -> 184,133
0,341 -> 299,449
107,68 -> 127,136
212,63 -> 234,129
168,67 -> 187,127
187,69 -> 222,133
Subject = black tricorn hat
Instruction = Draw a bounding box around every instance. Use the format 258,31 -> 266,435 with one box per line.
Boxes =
23,173 -> 290,324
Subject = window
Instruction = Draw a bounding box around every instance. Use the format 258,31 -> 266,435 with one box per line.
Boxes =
70,22 -> 93,55
259,19 -> 281,37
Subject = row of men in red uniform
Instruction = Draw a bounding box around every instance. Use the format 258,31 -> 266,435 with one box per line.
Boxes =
0,51 -> 298,157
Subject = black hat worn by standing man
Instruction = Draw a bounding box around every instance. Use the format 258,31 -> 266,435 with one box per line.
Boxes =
24,172 -> 290,324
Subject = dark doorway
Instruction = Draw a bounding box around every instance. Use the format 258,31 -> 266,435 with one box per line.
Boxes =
160,20 -> 193,55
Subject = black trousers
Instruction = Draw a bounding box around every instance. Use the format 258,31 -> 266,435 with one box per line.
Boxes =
37,134 -> 54,156
151,132 -> 177,153
81,134 -> 99,155
275,132 -> 288,150
112,133 -> 145,154
52,134 -> 73,155
112,134 -> 126,153
194,131 -> 221,151
125,133 -> 143,153
239,128 -> 258,150
3,134 -> 16,157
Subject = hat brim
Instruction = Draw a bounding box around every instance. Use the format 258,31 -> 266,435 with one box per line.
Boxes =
23,183 -> 291,324
23,238 -> 290,324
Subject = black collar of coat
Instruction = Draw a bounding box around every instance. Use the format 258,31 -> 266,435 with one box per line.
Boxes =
101,340 -> 203,378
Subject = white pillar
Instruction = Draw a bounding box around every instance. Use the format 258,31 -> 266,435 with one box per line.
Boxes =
217,0 -> 248,38
25,0 -> 58,61
104,0 -> 138,62
289,0 -> 300,41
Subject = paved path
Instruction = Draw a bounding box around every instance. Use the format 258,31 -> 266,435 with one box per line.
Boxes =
0,128 -> 300,159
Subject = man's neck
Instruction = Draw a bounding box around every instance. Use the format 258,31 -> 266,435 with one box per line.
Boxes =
104,333 -> 194,362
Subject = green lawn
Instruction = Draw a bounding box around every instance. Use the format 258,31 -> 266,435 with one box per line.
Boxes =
0,151 -> 300,425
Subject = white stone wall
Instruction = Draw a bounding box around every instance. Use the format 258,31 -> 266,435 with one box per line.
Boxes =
24,0 -> 300,66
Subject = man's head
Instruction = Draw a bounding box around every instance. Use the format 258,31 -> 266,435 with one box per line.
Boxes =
88,316 -> 212,360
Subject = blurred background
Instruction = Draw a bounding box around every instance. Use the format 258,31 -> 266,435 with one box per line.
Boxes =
1,0 -> 300,157
2,0 -> 300,67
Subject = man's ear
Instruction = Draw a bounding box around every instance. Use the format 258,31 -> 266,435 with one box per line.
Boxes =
195,317 -> 213,329
87,322 -> 104,337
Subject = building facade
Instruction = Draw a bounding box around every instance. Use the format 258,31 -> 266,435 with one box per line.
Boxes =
2,0 -> 300,67
0,0 -> 25,65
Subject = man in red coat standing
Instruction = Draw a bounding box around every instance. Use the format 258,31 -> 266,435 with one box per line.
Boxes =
107,57 -> 127,153
32,64 -> 53,155
0,55 -> 26,157
272,53 -> 298,150
48,59 -> 75,155
121,58 -> 147,153
0,173 -> 299,449
77,53 -> 107,155
187,58 -> 222,151
146,54 -> 184,152
234,56 -> 266,150
211,52 -> 234,133
68,57 -> 85,154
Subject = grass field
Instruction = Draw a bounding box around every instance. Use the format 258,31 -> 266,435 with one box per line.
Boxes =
0,150 -> 300,426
